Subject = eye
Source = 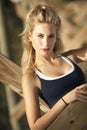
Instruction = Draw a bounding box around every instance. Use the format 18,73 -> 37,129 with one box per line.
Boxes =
49,34 -> 55,39
37,34 -> 44,38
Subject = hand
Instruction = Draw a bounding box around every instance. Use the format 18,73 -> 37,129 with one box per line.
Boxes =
62,83 -> 87,104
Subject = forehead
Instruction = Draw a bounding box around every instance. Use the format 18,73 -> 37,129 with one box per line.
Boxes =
33,23 -> 57,34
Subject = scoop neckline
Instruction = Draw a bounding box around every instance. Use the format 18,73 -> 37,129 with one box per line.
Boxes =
35,55 -> 75,80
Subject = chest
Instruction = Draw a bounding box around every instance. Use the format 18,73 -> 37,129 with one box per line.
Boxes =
39,65 -> 85,107
37,56 -> 72,78
36,56 -> 86,107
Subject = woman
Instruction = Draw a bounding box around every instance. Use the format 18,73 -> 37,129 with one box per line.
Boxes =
21,4 -> 87,130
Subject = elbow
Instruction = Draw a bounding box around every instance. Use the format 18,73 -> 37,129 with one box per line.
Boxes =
29,121 -> 37,130
29,120 -> 45,130
30,125 -> 37,130
28,123 -> 36,130
27,120 -> 38,130
29,124 -> 41,130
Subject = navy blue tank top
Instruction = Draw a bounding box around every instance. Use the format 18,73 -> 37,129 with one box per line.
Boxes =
35,56 -> 86,108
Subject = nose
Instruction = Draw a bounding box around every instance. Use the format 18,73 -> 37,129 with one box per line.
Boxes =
43,37 -> 49,47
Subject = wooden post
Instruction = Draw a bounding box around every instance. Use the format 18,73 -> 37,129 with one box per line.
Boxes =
0,1 -> 21,130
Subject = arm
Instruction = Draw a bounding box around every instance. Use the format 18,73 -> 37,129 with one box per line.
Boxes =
63,47 -> 87,63
62,48 -> 87,111
62,84 -> 87,105
22,72 -> 87,130
22,72 -> 67,130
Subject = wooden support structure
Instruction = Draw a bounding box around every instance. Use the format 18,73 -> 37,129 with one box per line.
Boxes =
0,1 -> 21,130
47,102 -> 87,130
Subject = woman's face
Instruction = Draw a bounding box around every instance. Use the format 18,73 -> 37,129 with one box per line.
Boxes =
31,23 -> 57,57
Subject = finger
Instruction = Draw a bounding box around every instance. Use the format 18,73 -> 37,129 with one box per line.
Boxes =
77,84 -> 87,90
77,89 -> 87,95
77,92 -> 87,102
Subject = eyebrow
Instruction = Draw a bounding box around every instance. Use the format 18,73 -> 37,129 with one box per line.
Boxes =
36,33 -> 56,36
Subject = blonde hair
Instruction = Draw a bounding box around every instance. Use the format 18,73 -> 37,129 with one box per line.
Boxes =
21,4 -> 63,73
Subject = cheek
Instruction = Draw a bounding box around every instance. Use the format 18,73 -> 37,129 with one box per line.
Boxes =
32,39 -> 40,51
50,39 -> 56,48
31,40 -> 36,50
32,42 -> 37,51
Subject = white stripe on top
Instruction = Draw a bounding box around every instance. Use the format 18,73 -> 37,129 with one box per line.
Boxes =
35,56 -> 75,80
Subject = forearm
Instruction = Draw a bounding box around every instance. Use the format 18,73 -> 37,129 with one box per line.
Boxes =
30,99 -> 67,130
76,47 -> 87,62
63,47 -> 87,63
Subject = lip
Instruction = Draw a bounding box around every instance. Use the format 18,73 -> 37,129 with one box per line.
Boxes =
42,48 -> 50,51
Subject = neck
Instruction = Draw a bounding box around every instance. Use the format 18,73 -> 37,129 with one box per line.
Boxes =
35,52 -> 56,66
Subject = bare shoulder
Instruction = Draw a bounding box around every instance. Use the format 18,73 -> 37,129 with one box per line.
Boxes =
22,70 -> 41,96
22,70 -> 36,83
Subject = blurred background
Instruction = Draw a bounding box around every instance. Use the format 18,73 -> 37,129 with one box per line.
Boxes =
0,0 -> 87,130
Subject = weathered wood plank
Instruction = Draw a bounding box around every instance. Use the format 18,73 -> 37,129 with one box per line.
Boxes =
47,102 -> 87,130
